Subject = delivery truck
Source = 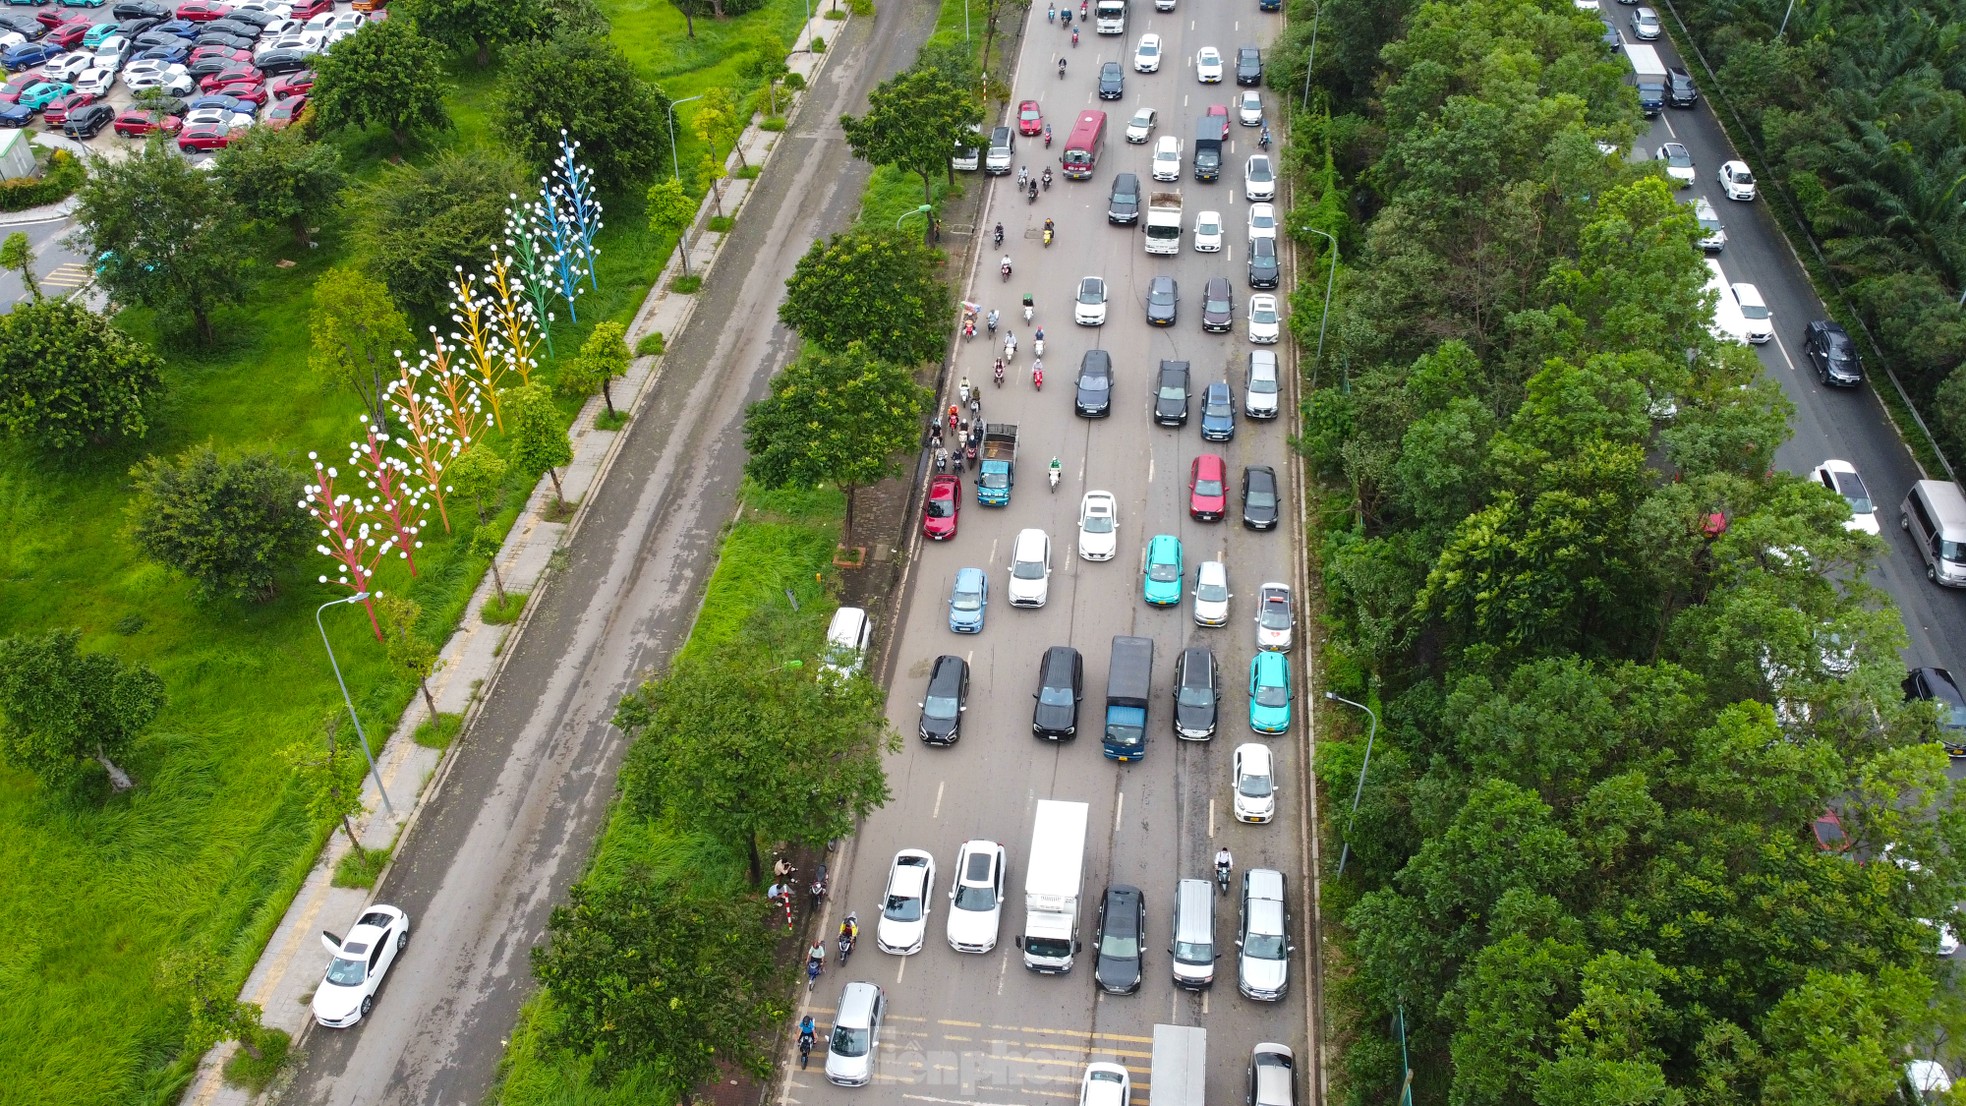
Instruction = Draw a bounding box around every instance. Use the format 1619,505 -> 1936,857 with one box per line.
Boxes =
1144,190 -> 1183,255
1018,799 -> 1089,972
977,423 -> 1018,506
1148,1025 -> 1207,1106
1103,635 -> 1154,760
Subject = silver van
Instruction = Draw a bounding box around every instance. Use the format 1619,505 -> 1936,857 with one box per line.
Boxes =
985,125 -> 1014,175
1169,877 -> 1216,988
1244,351 -> 1279,419
1903,480 -> 1966,587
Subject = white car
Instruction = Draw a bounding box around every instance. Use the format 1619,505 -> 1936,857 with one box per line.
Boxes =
946,839 -> 1007,952
1007,527 -> 1051,607
1233,742 -> 1276,823
1150,134 -> 1182,181
1080,1062 -> 1133,1106
1193,209 -> 1223,252
308,9 -> 367,32
42,52 -> 95,82
1133,32 -> 1161,72
1630,5 -> 1660,38
1195,46 -> 1223,82
256,31 -> 324,61
1248,202 -> 1278,241
184,106 -> 253,129
234,0 -> 293,13
73,68 -> 115,96
1812,459 -> 1879,535
125,66 -> 193,95
1075,275 -> 1108,326
1236,89 -> 1263,126
0,32 -> 22,52
1729,281 -> 1771,343
1250,1043 -> 1297,1106
122,58 -> 179,81
1718,159 -> 1756,200
1124,106 -> 1156,143
312,903 -> 410,1027
1256,582 -> 1293,650
877,848 -> 936,955
1244,153 -> 1276,200
1248,293 -> 1281,343
91,36 -> 131,70
1193,559 -> 1230,626
1655,142 -> 1694,186
1079,490 -> 1118,561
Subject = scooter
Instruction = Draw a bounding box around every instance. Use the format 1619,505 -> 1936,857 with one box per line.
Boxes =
839,912 -> 859,964
1043,226 -> 1054,247
1003,334 -> 1017,363
1058,58 -> 1067,79
987,309 -> 1000,333
1259,126 -> 1271,149
1031,360 -> 1044,390
993,223 -> 1004,248
1041,167 -> 1053,190
1215,862 -> 1231,895
1027,179 -> 1039,202
1071,25 -> 1079,46
809,862 -> 828,911
806,951 -> 824,991
1000,260 -> 1012,282
993,359 -> 1005,387
1043,124 -> 1053,148
1034,328 -> 1045,356
1048,462 -> 1061,492
1023,295 -> 1035,322
962,316 -> 976,341
799,1027 -> 815,1069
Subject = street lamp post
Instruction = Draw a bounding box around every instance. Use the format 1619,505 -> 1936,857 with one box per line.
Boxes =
1298,0 -> 1322,112
666,93 -> 706,185
897,203 -> 934,245
1301,225 -> 1338,374
317,593 -> 395,816
1323,690 -> 1378,876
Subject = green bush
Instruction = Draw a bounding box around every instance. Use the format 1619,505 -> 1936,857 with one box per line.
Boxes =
847,0 -> 871,14
736,164 -> 761,179
809,34 -> 825,52
671,274 -> 702,293
220,1027 -> 291,1092
635,331 -> 666,357
0,150 -> 84,213
760,116 -> 787,131
482,591 -> 528,624
708,215 -> 734,232
413,711 -> 463,750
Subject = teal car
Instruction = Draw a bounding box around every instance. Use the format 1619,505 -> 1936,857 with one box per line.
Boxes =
60,0 -> 109,7
1143,534 -> 1183,607
19,81 -> 73,110
84,23 -> 120,47
1249,651 -> 1291,734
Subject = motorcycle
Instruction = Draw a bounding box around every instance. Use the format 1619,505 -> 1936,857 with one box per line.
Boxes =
1003,334 -> 1017,362
1027,179 -> 1038,202
1023,294 -> 1035,322
1046,1 -> 1055,19
1259,126 -> 1271,149
993,223 -> 1004,248
1043,124 -> 1052,148
1215,861 -> 1231,895
1041,167 -> 1053,190
798,1027 -> 815,1069
1043,226 -> 1053,247
809,862 -> 828,911
839,912 -> 859,964
986,308 -> 999,333
1034,328 -> 1045,356
1058,58 -> 1067,79
1071,25 -> 1078,45
993,358 -> 1005,387
806,949 -> 825,991
1000,260 -> 1012,282
1031,360 -> 1043,390
1048,462 -> 1061,491
962,316 -> 976,341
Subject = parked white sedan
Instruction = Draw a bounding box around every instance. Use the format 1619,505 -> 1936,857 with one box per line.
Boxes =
312,904 -> 410,1027
1244,153 -> 1276,200
1718,159 -> 1756,200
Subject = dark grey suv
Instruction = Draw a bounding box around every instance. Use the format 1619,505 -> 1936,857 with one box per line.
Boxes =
1247,237 -> 1279,289
1201,276 -> 1234,333
1076,349 -> 1113,418
1032,645 -> 1083,739
1172,645 -> 1219,738
1107,172 -> 1141,224
1146,275 -> 1178,326
1234,46 -> 1262,85
1154,360 -> 1191,425
1803,319 -> 1863,387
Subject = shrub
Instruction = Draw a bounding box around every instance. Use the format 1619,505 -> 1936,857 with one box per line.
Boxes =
760,116 -> 787,132
635,331 -> 666,357
0,150 -> 84,212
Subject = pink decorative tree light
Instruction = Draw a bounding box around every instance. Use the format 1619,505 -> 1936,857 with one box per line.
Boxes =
348,416 -> 427,578
300,452 -> 389,639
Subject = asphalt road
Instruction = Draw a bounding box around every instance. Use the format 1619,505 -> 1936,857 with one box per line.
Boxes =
783,7 -> 1309,1106
0,209 -> 89,309
267,6 -> 943,1103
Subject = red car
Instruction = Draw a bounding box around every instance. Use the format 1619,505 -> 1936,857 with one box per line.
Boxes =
44,21 -> 94,48
189,45 -> 250,64
41,90 -> 95,125
923,473 -> 960,540
263,92 -> 303,128
34,8 -> 71,29
1205,103 -> 1229,139
175,1 -> 233,20
115,107 -> 182,135
1813,809 -> 1849,853
198,63 -> 260,91
0,79 -> 30,104
209,78 -> 265,103
267,68 -> 311,97
1016,98 -> 1043,137
176,120 -> 232,151
1188,453 -> 1227,521
290,0 -> 331,18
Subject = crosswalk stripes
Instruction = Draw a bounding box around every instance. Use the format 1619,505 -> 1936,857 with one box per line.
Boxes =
785,1015 -> 1157,1104
40,263 -> 90,290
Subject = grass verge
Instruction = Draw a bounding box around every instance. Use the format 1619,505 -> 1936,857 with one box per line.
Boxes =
219,1027 -> 291,1093
332,844 -> 393,889
414,711 -> 465,751
481,592 -> 529,625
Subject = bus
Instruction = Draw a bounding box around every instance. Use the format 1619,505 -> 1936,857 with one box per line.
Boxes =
1062,109 -> 1107,180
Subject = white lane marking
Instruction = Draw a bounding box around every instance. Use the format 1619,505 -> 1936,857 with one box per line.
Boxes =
1769,330 -> 1801,373
933,780 -> 946,820
1114,790 -> 1125,831
1208,798 -> 1217,837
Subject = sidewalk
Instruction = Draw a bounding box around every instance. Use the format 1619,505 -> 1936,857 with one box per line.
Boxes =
179,14 -> 848,1104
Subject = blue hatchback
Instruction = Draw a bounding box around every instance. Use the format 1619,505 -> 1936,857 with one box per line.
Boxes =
947,567 -> 988,633
2,42 -> 59,71
1248,651 -> 1291,734
1143,534 -> 1183,607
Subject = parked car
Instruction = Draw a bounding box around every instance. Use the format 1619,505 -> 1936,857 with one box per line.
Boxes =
175,117 -> 230,148
40,88 -> 95,123
113,104 -> 181,133
312,903 -> 410,1027
1247,236 -> 1279,288
1247,293 -> 1281,343
1234,44 -> 1261,84
1904,667 -> 1966,757
1717,159 -> 1756,200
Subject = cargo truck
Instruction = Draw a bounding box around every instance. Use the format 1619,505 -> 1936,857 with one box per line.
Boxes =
1144,190 -> 1183,255
1192,116 -> 1222,181
977,423 -> 1018,506
1017,799 -> 1089,972
1624,43 -> 1667,116
1148,1026 -> 1207,1106
1094,0 -> 1126,33
1103,635 -> 1154,760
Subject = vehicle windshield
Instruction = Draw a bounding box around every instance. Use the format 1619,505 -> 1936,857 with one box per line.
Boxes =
324,956 -> 365,987
1082,512 -> 1113,533
1099,928 -> 1139,959
1158,383 -> 1183,399
924,694 -> 958,721
1250,375 -> 1277,394
1199,218 -> 1219,234
1733,167 -> 1754,183
1081,374 -> 1108,392
1025,934 -> 1073,959
954,882 -> 997,911
1741,302 -> 1770,320
1666,149 -> 1691,168
1178,682 -> 1214,708
1196,477 -> 1223,497
1205,397 -> 1231,417
1039,683 -> 1075,706
1090,1070 -> 1125,1086
1198,578 -> 1227,601
1132,111 -> 1151,127
1138,41 -> 1156,55
1174,938 -> 1212,964
1244,933 -> 1286,959
1943,540 -> 1966,565
884,890 -> 923,921
1247,486 -> 1276,509
1254,304 -> 1278,323
927,496 -> 955,518
831,1024 -> 870,1058
953,585 -> 982,611
1260,600 -> 1290,629
1079,281 -> 1103,303
980,471 -> 1008,489
1255,681 -> 1288,708
1239,771 -> 1273,797
1149,557 -> 1180,583
1013,557 -> 1046,581
1150,287 -> 1174,307
1250,162 -> 1272,181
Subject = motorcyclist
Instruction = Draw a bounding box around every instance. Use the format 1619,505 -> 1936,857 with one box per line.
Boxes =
1058,57 -> 1067,77
807,940 -> 826,971
1047,1 -> 1055,19
1259,124 -> 1272,148
993,358 -> 1005,385
1031,357 -> 1044,387
1215,847 -> 1233,882
993,222 -> 1004,247
1017,165 -> 1029,188
1041,166 -> 1053,189
1000,255 -> 1013,279
1048,456 -> 1062,487
799,1015 -> 817,1057
1071,24 -> 1078,45
1028,178 -> 1039,201
986,308 -> 999,332
1004,332 -> 1017,361
1043,123 -> 1052,146
1060,5 -> 1070,25
1022,292 -> 1035,321
959,376 -> 973,403
840,914 -> 858,946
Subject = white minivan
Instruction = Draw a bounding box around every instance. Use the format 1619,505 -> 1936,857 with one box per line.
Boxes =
821,606 -> 871,678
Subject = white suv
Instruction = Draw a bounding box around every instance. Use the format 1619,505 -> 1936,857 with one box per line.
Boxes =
1008,528 -> 1052,607
946,839 -> 1007,952
1237,868 -> 1291,1000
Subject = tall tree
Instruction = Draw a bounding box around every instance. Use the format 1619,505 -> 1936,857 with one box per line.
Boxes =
615,641 -> 897,882
308,267 -> 413,432
309,18 -> 452,148
282,710 -> 369,853
493,34 -> 670,191
777,227 -> 952,365
503,381 -> 573,506
0,298 -> 165,454
397,0 -> 543,66
645,176 -> 696,277
692,86 -> 745,172
742,342 -> 928,541
840,64 -> 984,199
557,320 -> 631,417
354,149 -> 525,314
158,947 -> 275,1062
0,231 -> 39,301
446,443 -> 509,523
70,138 -> 249,343
0,629 -> 163,792
124,444 -> 310,602
210,125 -> 346,248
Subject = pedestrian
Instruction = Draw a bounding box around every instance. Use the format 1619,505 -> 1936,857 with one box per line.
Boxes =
767,881 -> 784,902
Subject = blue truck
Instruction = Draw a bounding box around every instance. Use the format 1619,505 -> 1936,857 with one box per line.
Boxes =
1103,635 -> 1155,761
977,423 -> 1018,506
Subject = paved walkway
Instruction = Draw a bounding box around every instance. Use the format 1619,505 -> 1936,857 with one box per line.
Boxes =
180,14 -> 850,1104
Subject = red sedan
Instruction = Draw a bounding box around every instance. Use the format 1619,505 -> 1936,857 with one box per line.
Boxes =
290,0 -> 331,17
34,8 -> 71,29
1016,99 -> 1043,137
268,69 -> 312,97
45,21 -> 94,48
923,473 -> 960,540
175,1 -> 233,19
199,63 -> 260,91
41,90 -> 95,125
189,45 -> 250,64
176,120 -> 232,151
115,107 -> 182,136
1188,453 -> 1227,522
263,92 -> 303,128
209,79 -> 266,104
0,79 -> 30,104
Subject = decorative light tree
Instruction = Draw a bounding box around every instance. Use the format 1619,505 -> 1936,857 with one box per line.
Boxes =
485,250 -> 543,387
348,415 -> 427,577
386,357 -> 459,533
448,267 -> 510,428
420,330 -> 489,458
531,178 -> 588,324
300,452 -> 390,639
502,194 -> 560,356
550,130 -> 602,292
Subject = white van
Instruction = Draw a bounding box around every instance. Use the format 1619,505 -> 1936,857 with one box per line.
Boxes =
821,606 -> 871,678
1170,877 -> 1216,988
1903,480 -> 1966,587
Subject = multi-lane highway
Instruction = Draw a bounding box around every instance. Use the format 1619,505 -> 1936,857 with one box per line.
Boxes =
785,4 -> 1310,1104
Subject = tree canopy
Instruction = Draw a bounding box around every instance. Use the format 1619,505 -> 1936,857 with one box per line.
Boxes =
354,148 -> 525,314
840,64 -> 983,200
397,0 -> 544,66
777,227 -> 952,366
309,18 -> 452,147
493,34 -> 669,191
0,629 -> 163,792
0,298 -> 165,454
125,444 -> 311,602
210,124 -> 346,248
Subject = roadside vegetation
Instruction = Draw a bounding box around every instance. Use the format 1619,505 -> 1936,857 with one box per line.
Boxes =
0,0 -> 809,1100
1269,0 -> 1966,1101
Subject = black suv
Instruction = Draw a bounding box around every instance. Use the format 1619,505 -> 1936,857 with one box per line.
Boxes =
1107,171 -> 1141,224
1666,66 -> 1699,107
61,102 -> 116,139
1075,349 -> 1113,418
1154,359 -> 1191,426
1904,667 -> 1966,757
1201,276 -> 1234,333
1242,465 -> 1280,530
1146,275 -> 1178,326
1032,645 -> 1084,739
1247,236 -> 1279,288
1098,61 -> 1124,99
917,654 -> 970,746
1092,884 -> 1145,994
112,0 -> 170,19
1172,645 -> 1219,738
1235,46 -> 1262,85
1803,319 -> 1863,387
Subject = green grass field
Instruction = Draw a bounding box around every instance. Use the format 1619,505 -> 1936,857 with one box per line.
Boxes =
0,3 -> 806,1101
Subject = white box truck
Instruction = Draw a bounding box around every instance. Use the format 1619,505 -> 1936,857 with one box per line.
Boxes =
1148,1025 -> 1207,1106
1017,799 -> 1088,972
1144,190 -> 1182,255
1624,42 -> 1667,115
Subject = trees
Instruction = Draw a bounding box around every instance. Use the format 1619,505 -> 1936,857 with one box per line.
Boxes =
615,644 -> 897,883
354,149 -> 525,314
558,321 -> 631,417
308,267 -> 413,433
0,629 -> 163,792
666,0 -> 763,34
0,231 -> 38,301
504,382 -> 573,505
0,298 -> 165,454
840,65 -> 984,199
446,444 -> 509,523
377,594 -> 440,713
531,873 -> 782,1088
158,947 -> 274,1062
777,227 -> 952,365
125,445 -> 310,602
309,19 -> 452,148
693,86 -> 745,171
742,342 -> 929,541
397,0 -> 543,66
644,176 -> 696,276
493,34 -> 669,192
71,139 -> 249,343
210,125 -> 346,249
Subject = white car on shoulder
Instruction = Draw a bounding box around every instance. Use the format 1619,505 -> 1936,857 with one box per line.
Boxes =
945,839 -> 1007,953
1133,32 -> 1161,72
1195,46 -> 1223,82
1193,209 -> 1223,252
1718,159 -> 1756,200
312,903 -> 410,1027
877,848 -> 936,955
1079,490 -> 1118,561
